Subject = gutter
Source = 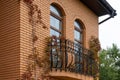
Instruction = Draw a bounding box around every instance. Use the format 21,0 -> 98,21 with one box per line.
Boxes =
98,0 -> 117,25
99,10 -> 117,25
99,16 -> 112,24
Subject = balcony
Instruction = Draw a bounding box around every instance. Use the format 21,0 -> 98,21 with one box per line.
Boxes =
47,36 -> 99,78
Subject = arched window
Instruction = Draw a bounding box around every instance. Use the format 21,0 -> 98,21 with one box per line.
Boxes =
50,5 -> 62,37
74,20 -> 84,72
74,20 -> 83,46
50,4 -> 63,68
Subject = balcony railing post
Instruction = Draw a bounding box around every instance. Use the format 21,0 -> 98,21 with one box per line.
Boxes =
60,38 -> 63,71
82,54 -> 85,74
65,39 -> 67,71
50,37 -> 53,71
78,45 -> 81,73
55,38 -> 58,71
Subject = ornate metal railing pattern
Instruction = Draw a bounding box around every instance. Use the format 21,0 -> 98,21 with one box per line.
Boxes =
48,36 -> 99,76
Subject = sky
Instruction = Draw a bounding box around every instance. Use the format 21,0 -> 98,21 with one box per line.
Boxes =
99,0 -> 120,49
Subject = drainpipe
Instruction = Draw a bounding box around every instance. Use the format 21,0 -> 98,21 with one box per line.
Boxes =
99,16 -> 112,24
99,10 -> 117,25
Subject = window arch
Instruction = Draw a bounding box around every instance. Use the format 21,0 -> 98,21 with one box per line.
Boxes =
50,4 -> 64,68
74,20 -> 83,46
50,4 -> 63,37
74,20 -> 84,72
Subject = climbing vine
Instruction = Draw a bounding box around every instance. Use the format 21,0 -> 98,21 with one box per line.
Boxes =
18,47 -> 50,80
89,36 -> 101,61
23,0 -> 48,29
89,36 -> 101,80
17,0 -> 51,80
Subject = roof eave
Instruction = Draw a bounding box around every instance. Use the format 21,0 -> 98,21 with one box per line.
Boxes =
80,0 -> 117,17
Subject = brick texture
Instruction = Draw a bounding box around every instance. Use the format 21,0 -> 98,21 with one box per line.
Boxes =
0,0 -> 98,80
0,0 -> 20,80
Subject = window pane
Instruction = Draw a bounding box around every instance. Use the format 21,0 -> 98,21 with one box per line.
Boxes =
50,29 -> 60,37
74,41 -> 82,51
55,31 -> 60,37
74,41 -> 80,53
74,41 -> 80,47
50,5 -> 61,16
74,30 -> 81,40
50,29 -> 54,36
74,21 -> 81,29
50,16 -> 61,30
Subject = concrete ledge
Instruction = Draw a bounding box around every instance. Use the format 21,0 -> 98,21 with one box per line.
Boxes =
49,70 -> 94,80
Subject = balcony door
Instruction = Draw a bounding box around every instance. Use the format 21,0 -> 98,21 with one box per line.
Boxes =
74,20 -> 83,72
50,4 -> 63,68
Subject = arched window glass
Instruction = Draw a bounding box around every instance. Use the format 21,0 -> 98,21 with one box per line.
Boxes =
50,5 -> 62,37
50,6 -> 61,16
74,21 -> 81,29
74,20 -> 83,72
74,20 -> 83,45
50,4 -> 63,68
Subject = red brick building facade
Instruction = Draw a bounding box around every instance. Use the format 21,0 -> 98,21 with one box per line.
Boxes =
0,0 -> 116,80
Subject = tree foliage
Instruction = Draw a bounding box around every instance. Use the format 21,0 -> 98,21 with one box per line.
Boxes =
99,44 -> 120,80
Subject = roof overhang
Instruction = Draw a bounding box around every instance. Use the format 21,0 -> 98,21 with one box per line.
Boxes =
80,0 -> 117,24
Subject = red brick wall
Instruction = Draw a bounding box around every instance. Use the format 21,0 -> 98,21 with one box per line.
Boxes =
0,0 -> 20,80
0,0 -> 98,80
20,0 -> 98,79
20,0 -> 50,76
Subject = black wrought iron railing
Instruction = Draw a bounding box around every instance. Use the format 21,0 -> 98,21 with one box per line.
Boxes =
47,36 -> 99,76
